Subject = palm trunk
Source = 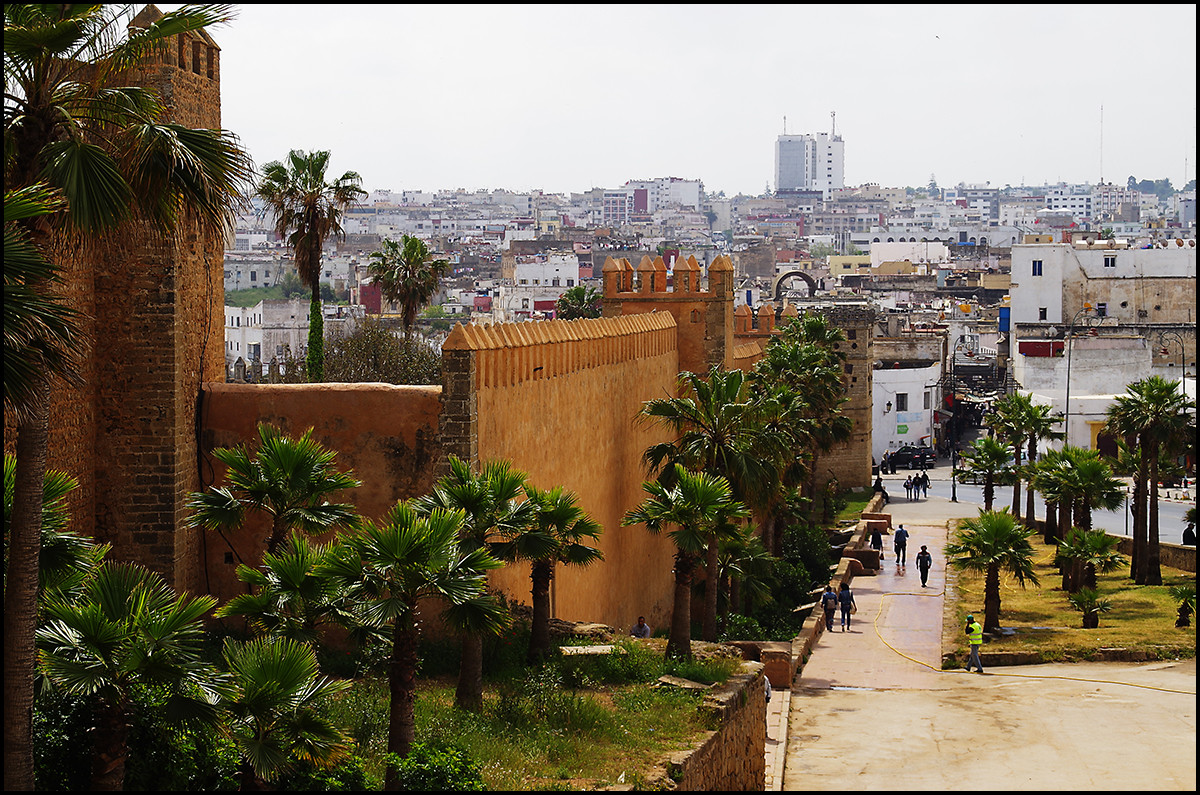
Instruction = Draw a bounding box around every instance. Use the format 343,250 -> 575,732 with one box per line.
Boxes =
1011,442 -> 1022,520
3,384 -> 50,791
667,552 -> 695,660
717,569 -> 731,635
729,575 -> 742,617
1146,446 -> 1162,585
527,561 -> 553,664
983,563 -> 1002,634
1024,440 -> 1038,527
455,634 -> 484,712
702,538 -> 719,642
239,761 -> 268,791
1058,500 -> 1072,544
90,699 -> 130,791
983,477 -> 995,512
385,619 -> 420,791
1043,501 -> 1058,545
307,285 -> 324,382
1133,452 -> 1149,583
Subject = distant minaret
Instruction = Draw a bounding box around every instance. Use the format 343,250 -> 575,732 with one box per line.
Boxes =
783,115 -> 787,135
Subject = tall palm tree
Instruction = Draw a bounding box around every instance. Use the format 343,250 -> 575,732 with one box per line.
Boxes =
491,484 -> 604,664
1029,447 -> 1069,544
4,6 -> 253,786
1021,402 -> 1064,526
957,436 -> 1013,511
257,150 -> 365,380
414,456 -> 534,711
220,636 -> 352,791
944,509 -> 1039,634
36,562 -> 223,791
185,423 -> 362,555
639,367 -> 773,640
987,392 -> 1037,523
367,235 -> 450,341
1105,376 -> 1194,584
622,465 -> 746,659
1058,446 -> 1124,532
326,502 -> 503,790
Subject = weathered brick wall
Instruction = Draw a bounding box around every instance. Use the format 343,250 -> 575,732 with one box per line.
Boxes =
657,663 -> 768,791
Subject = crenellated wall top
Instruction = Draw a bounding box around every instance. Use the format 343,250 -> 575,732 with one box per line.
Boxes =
443,311 -> 676,351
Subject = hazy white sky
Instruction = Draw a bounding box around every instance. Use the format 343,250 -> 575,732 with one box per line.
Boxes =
178,3 -> 1197,196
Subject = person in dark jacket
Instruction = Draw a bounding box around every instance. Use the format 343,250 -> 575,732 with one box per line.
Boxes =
837,583 -> 857,631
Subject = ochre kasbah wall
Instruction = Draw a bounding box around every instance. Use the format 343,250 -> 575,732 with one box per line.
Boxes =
1,28 -> 228,594
440,314 -> 683,631
195,383 -> 444,602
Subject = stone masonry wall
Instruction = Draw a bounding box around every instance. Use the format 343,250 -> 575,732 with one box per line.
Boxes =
654,662 -> 768,791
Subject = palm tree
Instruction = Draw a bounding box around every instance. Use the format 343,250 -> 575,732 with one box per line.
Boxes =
944,509 -> 1040,634
491,484 -> 604,663
1021,402 -> 1064,526
214,532 -> 352,648
367,235 -> 450,341
1106,377 -> 1194,584
1029,447 -> 1069,544
1058,446 -> 1124,532
220,636 -> 352,791
36,562 -> 223,791
1067,587 -> 1113,629
639,366 -> 775,640
987,392 -> 1037,523
4,6 -> 253,786
326,502 -> 504,789
554,284 -> 602,320
622,465 -> 746,659
957,437 -> 1013,511
185,423 -> 362,556
257,150 -> 366,380
1056,527 -> 1125,594
414,456 -> 534,711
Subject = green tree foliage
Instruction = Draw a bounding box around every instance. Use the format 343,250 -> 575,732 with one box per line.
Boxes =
957,436 -> 1014,511
554,284 -> 602,320
323,316 -> 441,385
257,150 -> 366,381
36,562 -> 224,791
220,636 -> 352,789
368,236 -> 450,341
185,423 -> 362,555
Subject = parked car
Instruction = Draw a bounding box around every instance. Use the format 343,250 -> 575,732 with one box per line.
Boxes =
888,445 -> 937,469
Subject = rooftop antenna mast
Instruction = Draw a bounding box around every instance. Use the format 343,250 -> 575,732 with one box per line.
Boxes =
831,110 -> 836,137
1099,105 -> 1104,184
783,115 -> 787,135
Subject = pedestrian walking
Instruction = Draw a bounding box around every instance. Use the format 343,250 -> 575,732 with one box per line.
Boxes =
890,455 -> 897,475
916,544 -> 933,587
838,582 -> 857,631
870,524 -> 884,560
821,585 -> 839,632
965,614 -> 985,673
919,471 -> 930,498
903,476 -> 913,500
880,451 -> 890,475
893,524 -> 909,566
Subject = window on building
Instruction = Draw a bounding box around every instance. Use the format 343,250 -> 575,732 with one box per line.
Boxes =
1039,307 -> 1048,321
1031,260 -> 1043,276
847,329 -> 857,340
896,393 -> 909,412
1103,255 -> 1116,268
521,299 -> 529,309
567,279 -> 574,287
250,271 -> 257,282
924,391 -> 931,410
1096,302 -> 1107,317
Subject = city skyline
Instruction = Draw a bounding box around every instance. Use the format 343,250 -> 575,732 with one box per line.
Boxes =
169,4 -> 1196,197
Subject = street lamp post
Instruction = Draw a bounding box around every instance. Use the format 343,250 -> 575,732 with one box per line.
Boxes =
1061,304 -> 1096,447
948,334 -> 973,503
1159,330 -> 1185,385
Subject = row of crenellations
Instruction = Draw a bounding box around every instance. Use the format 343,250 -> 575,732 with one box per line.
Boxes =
442,312 -> 678,389
602,253 -> 733,296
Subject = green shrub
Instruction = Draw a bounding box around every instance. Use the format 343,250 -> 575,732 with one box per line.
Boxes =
719,613 -> 767,642
559,640 -> 661,686
32,689 -> 91,790
279,752 -> 378,791
389,744 -> 486,791
665,655 -> 739,685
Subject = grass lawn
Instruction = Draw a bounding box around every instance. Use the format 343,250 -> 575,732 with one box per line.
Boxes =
943,535 -> 1197,666
322,639 -> 743,790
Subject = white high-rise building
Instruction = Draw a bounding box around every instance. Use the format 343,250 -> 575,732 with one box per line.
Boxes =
775,132 -> 844,197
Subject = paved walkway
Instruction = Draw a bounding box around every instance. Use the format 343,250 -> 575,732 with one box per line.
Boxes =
769,494 -> 1197,791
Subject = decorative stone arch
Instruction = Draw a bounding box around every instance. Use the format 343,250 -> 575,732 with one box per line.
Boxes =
772,269 -> 820,300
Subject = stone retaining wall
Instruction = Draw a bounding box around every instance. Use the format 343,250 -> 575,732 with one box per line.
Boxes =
651,662 -> 767,791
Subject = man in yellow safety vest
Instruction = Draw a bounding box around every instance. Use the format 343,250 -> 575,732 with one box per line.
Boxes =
965,614 -> 984,673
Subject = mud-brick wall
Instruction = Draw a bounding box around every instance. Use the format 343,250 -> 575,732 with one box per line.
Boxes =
660,664 -> 768,791
196,383 -> 443,602
441,314 -> 682,632
820,304 -> 876,489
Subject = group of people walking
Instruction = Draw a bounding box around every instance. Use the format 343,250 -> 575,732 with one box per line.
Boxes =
903,472 -> 930,500
820,583 -> 857,632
